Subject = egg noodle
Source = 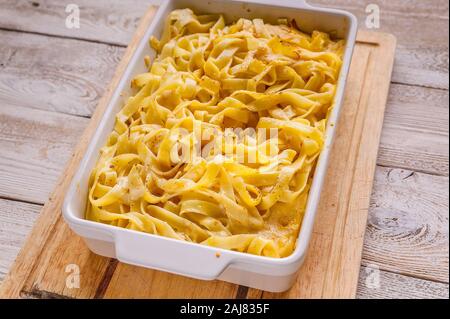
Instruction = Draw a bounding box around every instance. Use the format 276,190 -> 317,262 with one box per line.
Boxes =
86,9 -> 344,258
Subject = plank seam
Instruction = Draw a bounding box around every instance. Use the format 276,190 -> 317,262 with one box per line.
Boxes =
360,260 -> 450,285
94,259 -> 119,299
390,81 -> 449,92
0,195 -> 44,207
375,163 -> 449,178
0,27 -> 127,48
235,286 -> 249,299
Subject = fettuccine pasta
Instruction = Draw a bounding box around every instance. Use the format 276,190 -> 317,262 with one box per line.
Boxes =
86,9 -> 345,258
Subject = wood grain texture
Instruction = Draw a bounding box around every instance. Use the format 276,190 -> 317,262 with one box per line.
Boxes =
104,264 -> 239,299
357,266 -> 449,299
0,6 -> 158,299
0,29 -> 397,299
0,29 -> 124,117
378,84 -> 449,176
363,167 -> 449,283
0,0 -> 146,46
0,199 -> 40,281
0,0 -> 447,89
0,104 -> 88,204
311,0 -> 449,89
21,220 -> 112,298
246,266 -> 450,299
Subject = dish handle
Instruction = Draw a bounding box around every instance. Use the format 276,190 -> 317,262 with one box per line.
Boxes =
114,231 -> 232,280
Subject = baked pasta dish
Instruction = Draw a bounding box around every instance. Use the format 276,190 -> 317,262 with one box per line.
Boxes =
86,9 -> 345,258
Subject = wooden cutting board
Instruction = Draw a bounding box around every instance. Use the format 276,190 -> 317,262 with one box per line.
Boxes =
0,7 -> 396,299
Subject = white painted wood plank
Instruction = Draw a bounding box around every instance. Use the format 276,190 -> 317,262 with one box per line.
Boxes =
0,199 -> 41,281
357,266 -> 449,299
363,167 -> 449,283
0,29 -> 125,117
0,104 -> 88,204
378,84 -> 449,176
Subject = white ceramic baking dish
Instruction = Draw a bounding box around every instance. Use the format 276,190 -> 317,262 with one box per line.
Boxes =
63,0 -> 357,293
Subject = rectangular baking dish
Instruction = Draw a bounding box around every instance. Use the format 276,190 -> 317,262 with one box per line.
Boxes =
63,0 -> 357,293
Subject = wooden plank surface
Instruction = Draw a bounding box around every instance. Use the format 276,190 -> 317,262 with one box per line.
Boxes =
0,23 -> 397,298
0,0 -> 448,299
0,29 -> 124,117
356,265 -> 449,299
0,0 -> 447,89
313,0 -> 449,90
363,167 -> 449,283
0,199 -> 40,281
0,0 -> 146,46
378,84 -> 449,176
0,104 -> 88,204
0,6 -> 158,298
